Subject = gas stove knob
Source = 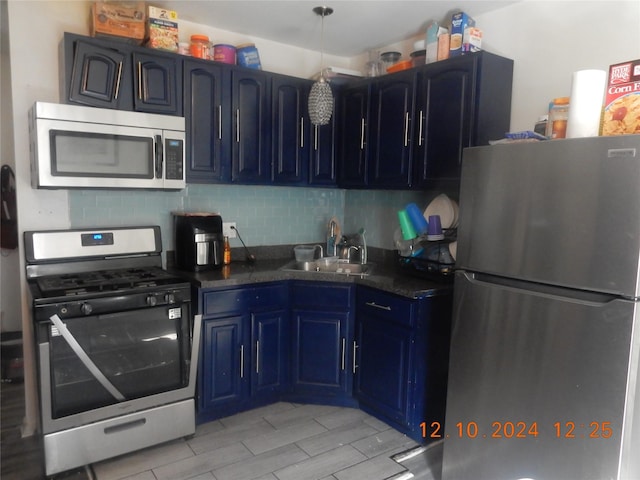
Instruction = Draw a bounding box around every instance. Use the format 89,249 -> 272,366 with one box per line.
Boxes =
80,303 -> 93,315
146,295 -> 158,307
164,293 -> 176,304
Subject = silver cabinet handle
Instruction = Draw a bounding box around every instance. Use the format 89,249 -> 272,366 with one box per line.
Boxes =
314,124 -> 319,151
300,117 -> 305,148
255,340 -> 260,374
218,105 -> 222,140
137,61 -> 143,100
114,61 -> 123,100
235,109 -> 240,143
240,344 -> 245,378
360,118 -> 365,150
404,112 -> 410,147
418,110 -> 424,147
352,341 -> 358,374
365,301 -> 392,311
340,337 -> 346,371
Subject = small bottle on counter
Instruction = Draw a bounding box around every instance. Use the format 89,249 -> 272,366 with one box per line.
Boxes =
223,236 -> 231,265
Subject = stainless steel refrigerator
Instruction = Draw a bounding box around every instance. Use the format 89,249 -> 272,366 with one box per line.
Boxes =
442,135 -> 640,480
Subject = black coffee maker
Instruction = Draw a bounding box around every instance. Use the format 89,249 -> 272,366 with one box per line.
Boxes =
174,213 -> 223,271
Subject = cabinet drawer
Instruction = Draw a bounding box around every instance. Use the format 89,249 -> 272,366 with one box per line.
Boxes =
291,282 -> 353,309
357,287 -> 415,327
202,283 -> 288,317
202,288 -> 253,316
253,283 -> 288,309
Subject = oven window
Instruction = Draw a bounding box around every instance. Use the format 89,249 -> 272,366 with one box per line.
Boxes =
50,130 -> 154,178
48,305 -> 190,418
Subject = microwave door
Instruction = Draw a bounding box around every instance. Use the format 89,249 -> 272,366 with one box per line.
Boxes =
34,119 -> 166,189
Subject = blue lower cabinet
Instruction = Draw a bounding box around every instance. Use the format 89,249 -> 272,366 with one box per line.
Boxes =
199,314 -> 247,418
289,282 -> 355,404
251,308 -> 289,400
355,285 -> 452,443
355,315 -> 413,425
290,309 -> 352,399
197,283 -> 288,423
197,280 -> 452,441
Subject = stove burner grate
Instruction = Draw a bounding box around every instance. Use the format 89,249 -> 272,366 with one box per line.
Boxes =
35,267 -> 182,297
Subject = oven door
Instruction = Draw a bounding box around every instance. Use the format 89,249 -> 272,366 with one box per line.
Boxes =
37,304 -> 199,433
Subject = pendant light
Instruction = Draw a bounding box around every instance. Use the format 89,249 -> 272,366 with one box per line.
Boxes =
308,6 -> 334,126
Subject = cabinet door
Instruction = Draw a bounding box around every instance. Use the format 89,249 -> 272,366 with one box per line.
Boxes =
271,76 -> 310,185
199,315 -> 247,411
291,309 -> 349,396
132,52 -> 182,115
309,88 -> 338,187
338,84 -> 370,187
414,59 -> 474,188
68,40 -> 131,110
184,60 -> 230,183
309,107 -> 338,186
251,309 -> 289,398
369,71 -> 416,188
355,315 -> 413,425
232,70 -> 271,184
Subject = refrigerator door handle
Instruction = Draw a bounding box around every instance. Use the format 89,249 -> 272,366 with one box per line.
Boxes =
462,271 -> 621,305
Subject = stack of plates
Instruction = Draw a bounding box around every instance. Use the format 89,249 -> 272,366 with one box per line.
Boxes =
424,194 -> 459,229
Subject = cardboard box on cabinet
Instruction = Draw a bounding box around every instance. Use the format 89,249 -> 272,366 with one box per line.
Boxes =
91,1 -> 146,44
145,5 -> 179,52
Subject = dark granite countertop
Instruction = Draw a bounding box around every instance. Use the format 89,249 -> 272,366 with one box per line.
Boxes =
169,245 -> 452,299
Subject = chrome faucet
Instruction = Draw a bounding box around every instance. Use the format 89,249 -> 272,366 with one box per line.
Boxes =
358,228 -> 367,264
313,244 -> 324,259
327,220 -> 337,256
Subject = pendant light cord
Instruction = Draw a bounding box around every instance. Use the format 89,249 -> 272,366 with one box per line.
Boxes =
320,11 -> 325,78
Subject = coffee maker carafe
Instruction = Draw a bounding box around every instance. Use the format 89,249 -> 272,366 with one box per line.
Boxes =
174,213 -> 223,271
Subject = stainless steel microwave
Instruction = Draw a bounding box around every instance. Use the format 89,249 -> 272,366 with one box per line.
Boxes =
28,102 -> 186,190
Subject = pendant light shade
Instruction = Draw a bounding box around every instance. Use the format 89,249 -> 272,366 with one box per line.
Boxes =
309,77 -> 334,126
309,6 -> 334,126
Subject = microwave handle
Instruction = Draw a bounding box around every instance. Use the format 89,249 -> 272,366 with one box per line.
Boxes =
154,135 -> 163,179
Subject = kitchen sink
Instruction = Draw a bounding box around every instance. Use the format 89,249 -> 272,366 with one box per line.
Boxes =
280,260 -> 373,276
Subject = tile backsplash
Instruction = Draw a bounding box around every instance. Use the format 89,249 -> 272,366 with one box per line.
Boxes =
69,184 -> 442,251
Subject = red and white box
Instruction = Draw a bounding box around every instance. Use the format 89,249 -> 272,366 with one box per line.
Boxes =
601,59 -> 640,136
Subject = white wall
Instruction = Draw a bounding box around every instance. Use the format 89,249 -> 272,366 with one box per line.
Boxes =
5,0 -> 640,436
474,0 -> 640,131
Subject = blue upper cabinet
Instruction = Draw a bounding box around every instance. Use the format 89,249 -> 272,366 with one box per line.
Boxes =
338,83 -> 371,188
231,69 -> 271,184
413,52 -> 513,190
62,33 -> 182,116
184,59 -> 231,183
132,51 -> 182,115
368,69 -> 417,188
271,74 -> 310,185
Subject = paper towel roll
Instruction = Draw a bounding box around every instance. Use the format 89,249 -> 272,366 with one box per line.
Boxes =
566,69 -> 607,138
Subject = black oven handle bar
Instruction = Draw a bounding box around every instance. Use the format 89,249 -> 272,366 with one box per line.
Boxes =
49,314 -> 126,402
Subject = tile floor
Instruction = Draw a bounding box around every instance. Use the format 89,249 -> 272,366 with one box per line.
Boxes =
91,402 -> 425,480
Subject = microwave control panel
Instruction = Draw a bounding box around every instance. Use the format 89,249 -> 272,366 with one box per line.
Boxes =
165,139 -> 184,180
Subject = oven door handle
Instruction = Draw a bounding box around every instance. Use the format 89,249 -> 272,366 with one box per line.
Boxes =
49,314 -> 126,402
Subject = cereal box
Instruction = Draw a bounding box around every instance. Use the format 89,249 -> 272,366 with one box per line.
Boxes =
462,27 -> 482,53
450,11 -> 475,57
437,32 -> 450,61
91,1 -> 146,44
601,59 -> 640,136
425,21 -> 448,63
145,6 -> 179,52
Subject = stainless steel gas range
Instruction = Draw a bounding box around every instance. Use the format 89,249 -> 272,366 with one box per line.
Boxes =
24,226 -> 201,477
